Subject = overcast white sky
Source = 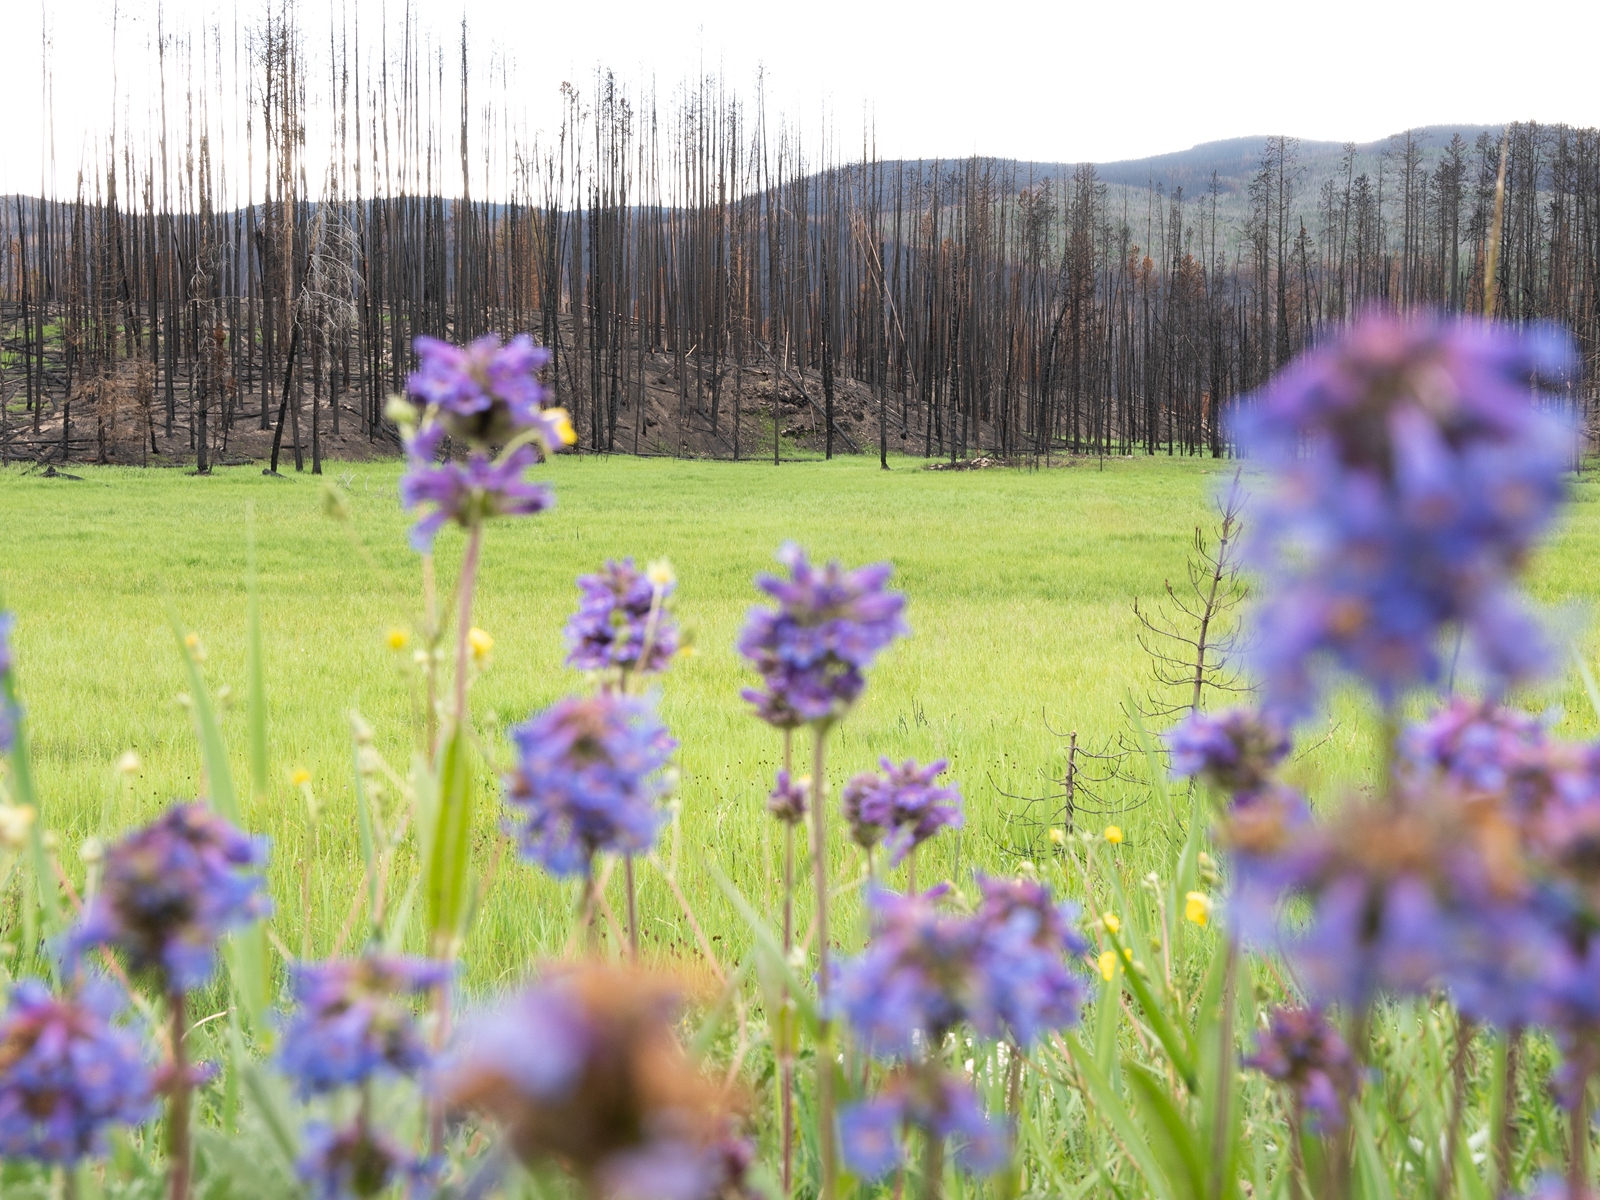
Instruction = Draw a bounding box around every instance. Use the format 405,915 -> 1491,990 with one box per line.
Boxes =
4,0 -> 1597,198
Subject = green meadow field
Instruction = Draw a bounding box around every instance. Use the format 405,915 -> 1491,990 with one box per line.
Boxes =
4,452 -> 1599,990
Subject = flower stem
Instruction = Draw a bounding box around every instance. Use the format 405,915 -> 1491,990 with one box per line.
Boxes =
167,990 -> 192,1200
1436,1013 -> 1474,1200
780,727 -> 796,1198
453,522 -> 484,731
920,1124 -> 944,1200
1207,936 -> 1239,1200
1494,1027 -> 1523,1192
810,722 -> 836,1200
624,854 -> 639,961
1569,1041 -> 1593,1200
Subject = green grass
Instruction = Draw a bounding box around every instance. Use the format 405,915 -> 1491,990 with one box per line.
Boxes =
3,452 -> 1600,993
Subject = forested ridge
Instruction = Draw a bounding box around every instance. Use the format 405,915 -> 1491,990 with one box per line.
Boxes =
2,6 -> 1597,468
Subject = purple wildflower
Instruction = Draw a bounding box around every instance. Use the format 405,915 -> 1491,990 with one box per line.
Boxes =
836,882 -> 1087,1056
737,543 -> 907,727
565,558 -> 679,678
840,1072 -> 1008,1179
842,758 -> 963,865
408,333 -> 551,447
1234,313 -> 1573,714
72,803 -> 270,994
277,954 -> 453,1097
1165,708 -> 1291,800
400,425 -> 555,553
0,979 -> 156,1163
970,874 -> 1090,1046
298,1120 -> 438,1200
766,770 -> 808,825
1243,1005 -> 1357,1131
504,693 -> 677,877
442,965 -> 738,1200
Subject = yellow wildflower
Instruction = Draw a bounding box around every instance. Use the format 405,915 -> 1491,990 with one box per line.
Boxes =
546,407 -> 578,446
184,632 -> 206,663
1097,951 -> 1118,981
646,558 -> 677,589
291,768 -> 312,788
1102,913 -> 1121,935
469,628 -> 494,661
386,627 -> 411,651
1185,891 -> 1212,927
116,750 -> 142,776
1103,825 -> 1123,844
1048,827 -> 1066,846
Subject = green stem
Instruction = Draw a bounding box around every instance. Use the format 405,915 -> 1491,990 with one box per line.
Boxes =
453,522 -> 484,730
624,854 -> 639,962
810,722 -> 836,1200
1436,1014 -> 1474,1200
1207,937 -> 1238,1200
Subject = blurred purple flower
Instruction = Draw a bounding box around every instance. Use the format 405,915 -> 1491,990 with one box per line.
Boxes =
842,758 -> 963,864
766,769 -> 808,825
504,694 -> 676,877
1165,708 -> 1291,800
737,543 -> 907,727
408,333 -> 551,447
840,1072 -> 1008,1179
1243,1005 -> 1357,1131
836,882 -> 1087,1056
278,954 -> 453,1097
1234,313 -> 1573,715
72,803 -> 270,994
443,966 -> 734,1200
298,1120 -> 438,1200
970,874 -> 1090,1046
565,558 -> 679,677
400,425 -> 554,553
0,978 -> 156,1163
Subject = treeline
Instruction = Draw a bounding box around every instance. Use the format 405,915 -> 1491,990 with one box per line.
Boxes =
1,6 -> 1597,467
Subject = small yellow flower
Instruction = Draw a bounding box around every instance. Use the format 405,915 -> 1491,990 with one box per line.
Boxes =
1097,951 -> 1118,981
291,768 -> 312,788
1102,912 -> 1121,935
469,628 -> 494,662
1048,827 -> 1066,846
546,407 -> 578,446
386,626 -> 411,651
116,750 -> 142,776
1103,825 -> 1124,844
676,644 -> 698,659
646,558 -> 676,589
184,632 -> 206,663
1185,891 -> 1212,927
0,805 -> 36,849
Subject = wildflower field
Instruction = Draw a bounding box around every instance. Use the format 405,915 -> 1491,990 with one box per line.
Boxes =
5,322 -> 1600,1200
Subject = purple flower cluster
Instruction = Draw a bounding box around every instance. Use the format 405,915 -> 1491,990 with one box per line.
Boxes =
835,881 -> 1087,1056
1242,1005 -> 1357,1131
840,1071 -> 1008,1180
565,558 -> 679,677
443,966 -> 736,1200
277,954 -> 452,1097
504,694 -> 677,877
298,1120 -> 438,1200
842,757 -> 963,864
400,426 -> 554,552
1234,313 -> 1573,714
737,543 -> 907,728
0,979 -> 155,1163
1165,708 -> 1291,800
766,769 -> 808,825
409,334 -> 550,444
73,803 -> 270,994
399,333 -> 573,552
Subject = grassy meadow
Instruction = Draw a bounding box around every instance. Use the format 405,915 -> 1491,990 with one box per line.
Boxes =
4,451 -> 1600,993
